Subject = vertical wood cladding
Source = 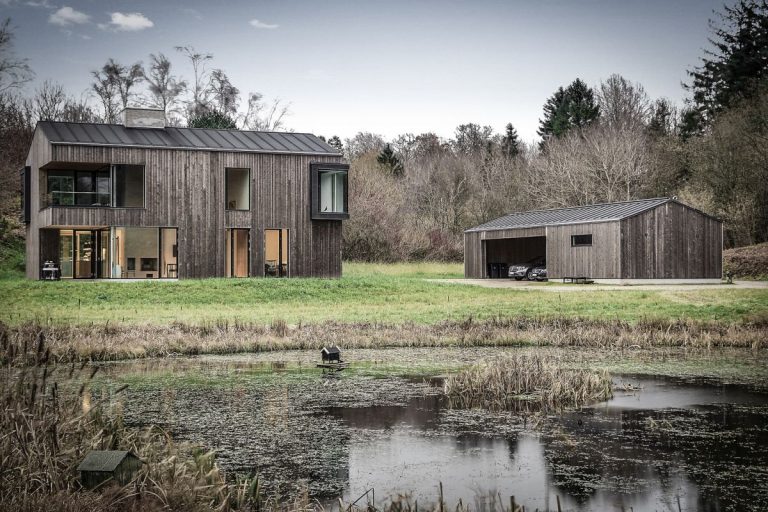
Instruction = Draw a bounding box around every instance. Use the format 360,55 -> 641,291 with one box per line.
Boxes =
546,222 -> 621,279
29,136 -> 345,279
621,202 -> 722,279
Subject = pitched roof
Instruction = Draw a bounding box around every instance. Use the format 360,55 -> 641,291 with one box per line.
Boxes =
37,121 -> 341,156
466,198 -> 673,232
77,450 -> 139,472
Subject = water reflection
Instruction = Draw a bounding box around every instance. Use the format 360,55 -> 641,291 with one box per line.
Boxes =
104,357 -> 768,511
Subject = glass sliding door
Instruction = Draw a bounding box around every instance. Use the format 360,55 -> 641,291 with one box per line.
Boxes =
160,228 -> 178,278
59,230 -> 74,278
226,229 -> 250,277
74,231 -> 94,278
264,229 -> 288,277
99,229 -> 111,278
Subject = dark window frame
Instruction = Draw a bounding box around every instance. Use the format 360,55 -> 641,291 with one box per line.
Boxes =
21,166 -> 30,223
571,234 -> 593,247
43,164 -> 146,209
225,168 -> 251,211
112,164 -> 146,208
310,162 -> 349,220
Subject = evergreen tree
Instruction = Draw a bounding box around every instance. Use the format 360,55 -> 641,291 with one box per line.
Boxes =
188,110 -> 237,129
537,79 -> 599,146
648,98 -> 676,137
327,135 -> 343,153
376,144 -> 404,177
686,0 -> 768,126
501,123 -> 521,157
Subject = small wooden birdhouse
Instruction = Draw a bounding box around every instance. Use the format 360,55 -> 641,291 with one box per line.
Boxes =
321,345 -> 342,363
78,450 -> 143,490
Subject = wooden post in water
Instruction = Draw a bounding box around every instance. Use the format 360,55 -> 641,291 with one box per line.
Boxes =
556,495 -> 562,512
510,496 -> 516,512
439,482 -> 444,512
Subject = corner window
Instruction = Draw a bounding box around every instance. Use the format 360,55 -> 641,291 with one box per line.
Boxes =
226,168 -> 250,211
113,165 -> 145,207
310,163 -> 349,220
571,234 -> 593,247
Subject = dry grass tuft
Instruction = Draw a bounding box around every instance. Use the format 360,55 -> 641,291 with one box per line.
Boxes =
444,354 -> 613,410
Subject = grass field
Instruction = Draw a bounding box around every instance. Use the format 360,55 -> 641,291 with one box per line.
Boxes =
2,262 -> 767,326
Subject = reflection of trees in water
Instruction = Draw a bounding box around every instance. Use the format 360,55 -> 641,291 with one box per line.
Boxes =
534,404 -> 768,510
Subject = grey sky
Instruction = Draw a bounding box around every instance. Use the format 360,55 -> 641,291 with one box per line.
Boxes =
3,0 -> 726,143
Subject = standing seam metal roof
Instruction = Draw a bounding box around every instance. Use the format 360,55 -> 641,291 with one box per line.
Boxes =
466,198 -> 674,232
37,121 -> 342,156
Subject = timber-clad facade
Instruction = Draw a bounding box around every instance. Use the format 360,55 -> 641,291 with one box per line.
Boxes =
464,198 -> 723,282
23,110 -> 349,280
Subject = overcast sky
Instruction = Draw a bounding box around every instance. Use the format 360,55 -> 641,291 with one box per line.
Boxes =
2,0 -> 726,143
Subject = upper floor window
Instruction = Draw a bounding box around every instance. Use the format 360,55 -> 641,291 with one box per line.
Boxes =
310,163 -> 349,220
113,165 -> 145,207
226,168 -> 250,210
47,169 -> 110,206
44,164 -> 144,208
571,234 -> 593,247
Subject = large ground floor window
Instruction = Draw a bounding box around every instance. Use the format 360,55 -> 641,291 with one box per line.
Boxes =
55,227 -> 177,279
225,228 -> 250,277
264,229 -> 288,277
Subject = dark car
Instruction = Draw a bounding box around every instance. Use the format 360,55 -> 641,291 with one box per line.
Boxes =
508,258 -> 545,281
529,265 -> 548,281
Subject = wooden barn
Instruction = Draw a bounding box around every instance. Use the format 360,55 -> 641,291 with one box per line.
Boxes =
20,108 -> 349,280
464,198 -> 723,283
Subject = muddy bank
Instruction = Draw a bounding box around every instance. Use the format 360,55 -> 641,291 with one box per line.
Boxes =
3,316 -> 767,365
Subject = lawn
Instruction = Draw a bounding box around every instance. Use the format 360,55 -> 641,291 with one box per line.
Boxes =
2,262 -> 767,326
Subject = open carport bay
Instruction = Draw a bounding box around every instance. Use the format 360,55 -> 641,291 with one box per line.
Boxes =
484,236 -> 545,279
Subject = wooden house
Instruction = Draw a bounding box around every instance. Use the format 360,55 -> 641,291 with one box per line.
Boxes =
464,198 -> 723,283
20,108 -> 349,279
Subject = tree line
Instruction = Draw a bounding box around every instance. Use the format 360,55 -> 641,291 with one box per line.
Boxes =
341,0 -> 767,260
1,0 -> 766,264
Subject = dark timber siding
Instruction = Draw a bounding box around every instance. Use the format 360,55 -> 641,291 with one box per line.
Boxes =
621,202 -> 722,279
27,133 -> 345,279
546,221 -> 621,279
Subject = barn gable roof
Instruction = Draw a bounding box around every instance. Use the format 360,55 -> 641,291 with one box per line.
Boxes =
36,121 -> 341,156
77,450 -> 138,472
465,198 -> 675,232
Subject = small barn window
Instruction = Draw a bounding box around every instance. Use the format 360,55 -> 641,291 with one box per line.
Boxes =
571,234 -> 593,247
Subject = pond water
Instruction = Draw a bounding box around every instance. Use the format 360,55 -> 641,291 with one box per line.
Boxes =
97,349 -> 768,512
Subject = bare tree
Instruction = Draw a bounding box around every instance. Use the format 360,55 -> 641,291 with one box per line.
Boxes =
207,69 -> 239,115
144,53 -> 186,119
91,66 -> 120,123
0,18 -> 33,93
29,80 -> 66,121
175,46 -> 213,119
596,74 -> 651,130
91,59 -> 144,122
241,92 -> 290,131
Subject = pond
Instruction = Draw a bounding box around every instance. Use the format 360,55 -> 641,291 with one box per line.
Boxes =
95,348 -> 768,512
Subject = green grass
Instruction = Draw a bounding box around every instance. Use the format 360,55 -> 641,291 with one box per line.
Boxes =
1,262 -> 767,326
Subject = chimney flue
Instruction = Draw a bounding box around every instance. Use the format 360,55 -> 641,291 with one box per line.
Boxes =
121,107 -> 165,129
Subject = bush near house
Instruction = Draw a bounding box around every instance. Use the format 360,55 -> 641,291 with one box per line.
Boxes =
724,243 -> 768,280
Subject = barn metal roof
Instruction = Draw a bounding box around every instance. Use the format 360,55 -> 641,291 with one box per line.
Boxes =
77,450 -> 139,472
37,121 -> 341,156
466,198 -> 673,232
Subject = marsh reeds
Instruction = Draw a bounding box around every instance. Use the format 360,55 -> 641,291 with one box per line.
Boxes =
444,354 -> 613,410
1,315 -> 765,367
